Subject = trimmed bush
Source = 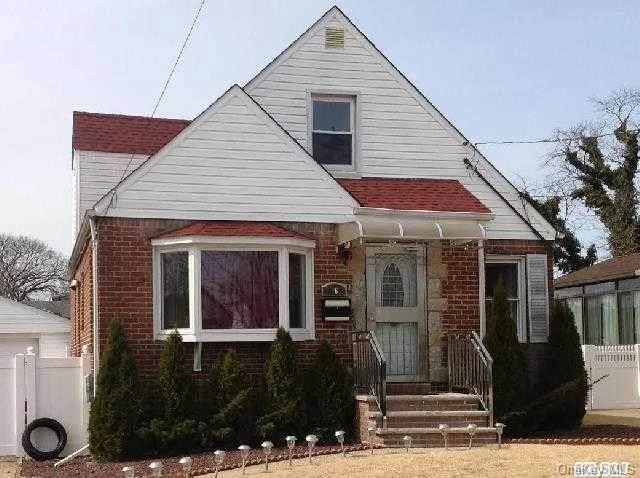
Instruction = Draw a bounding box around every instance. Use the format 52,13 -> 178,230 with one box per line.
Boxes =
89,319 -> 142,461
257,328 -> 306,441
208,349 -> 255,445
483,282 -> 528,419
545,301 -> 588,392
305,341 -> 354,443
502,375 -> 588,436
158,330 -> 193,423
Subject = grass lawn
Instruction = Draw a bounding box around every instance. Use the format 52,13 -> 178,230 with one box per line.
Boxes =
199,444 -> 639,478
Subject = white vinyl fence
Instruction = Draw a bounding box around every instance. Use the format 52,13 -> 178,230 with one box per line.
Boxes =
0,349 -> 89,456
583,345 -> 640,410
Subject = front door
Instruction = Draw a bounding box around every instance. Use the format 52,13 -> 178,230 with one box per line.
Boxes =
366,246 -> 426,381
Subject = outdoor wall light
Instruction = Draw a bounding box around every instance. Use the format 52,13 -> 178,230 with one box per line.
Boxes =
305,434 -> 318,463
261,441 -> 273,471
213,450 -> 226,478
403,435 -> 412,453
495,423 -> 505,449
367,426 -> 376,454
238,445 -> 251,475
149,460 -> 162,477
285,436 -> 297,466
466,423 -> 478,449
122,466 -> 134,478
335,430 -> 346,456
438,424 -> 450,450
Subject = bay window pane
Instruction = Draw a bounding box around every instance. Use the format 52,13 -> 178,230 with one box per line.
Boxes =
566,298 -> 584,344
289,253 -> 306,329
200,251 -> 279,329
161,252 -> 189,329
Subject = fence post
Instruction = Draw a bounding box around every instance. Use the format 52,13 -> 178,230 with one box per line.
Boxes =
14,349 -> 36,457
583,345 -> 594,410
635,344 -> 640,397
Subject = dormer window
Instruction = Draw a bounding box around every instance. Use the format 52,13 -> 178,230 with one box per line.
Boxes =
312,95 -> 354,166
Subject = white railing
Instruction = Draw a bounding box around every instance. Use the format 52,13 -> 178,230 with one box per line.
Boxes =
583,344 -> 640,410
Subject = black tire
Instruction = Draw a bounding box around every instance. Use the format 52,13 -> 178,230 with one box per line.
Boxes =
22,417 -> 67,461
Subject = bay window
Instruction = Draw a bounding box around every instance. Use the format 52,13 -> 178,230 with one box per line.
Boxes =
152,237 -> 315,341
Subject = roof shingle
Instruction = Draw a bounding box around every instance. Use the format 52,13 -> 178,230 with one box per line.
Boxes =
337,178 -> 490,214
154,221 -> 311,240
555,253 -> 640,288
72,111 -> 190,155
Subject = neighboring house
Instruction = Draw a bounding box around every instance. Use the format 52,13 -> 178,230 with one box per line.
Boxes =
68,5 -> 556,423
25,294 -> 71,319
0,297 -> 70,358
555,254 -> 640,345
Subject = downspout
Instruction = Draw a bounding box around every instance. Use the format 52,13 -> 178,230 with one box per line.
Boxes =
478,239 -> 486,338
89,216 -> 99,390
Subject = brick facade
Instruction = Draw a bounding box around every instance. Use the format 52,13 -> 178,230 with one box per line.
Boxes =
70,218 -> 353,383
69,217 -> 553,388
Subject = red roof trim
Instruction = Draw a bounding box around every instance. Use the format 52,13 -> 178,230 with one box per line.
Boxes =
337,178 -> 490,214
154,221 -> 311,240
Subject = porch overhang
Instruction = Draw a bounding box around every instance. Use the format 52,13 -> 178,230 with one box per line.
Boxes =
337,207 -> 494,244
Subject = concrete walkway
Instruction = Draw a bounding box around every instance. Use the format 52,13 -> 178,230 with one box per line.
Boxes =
583,409 -> 640,427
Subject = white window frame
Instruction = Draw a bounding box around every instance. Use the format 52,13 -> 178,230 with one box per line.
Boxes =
152,236 -> 315,342
485,256 -> 527,343
308,92 -> 359,174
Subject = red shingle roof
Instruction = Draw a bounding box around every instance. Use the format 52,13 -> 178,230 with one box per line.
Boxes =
555,253 -> 640,288
337,178 -> 490,214
154,221 -> 311,240
72,111 -> 190,155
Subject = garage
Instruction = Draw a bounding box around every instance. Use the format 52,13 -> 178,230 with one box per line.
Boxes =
0,297 -> 69,358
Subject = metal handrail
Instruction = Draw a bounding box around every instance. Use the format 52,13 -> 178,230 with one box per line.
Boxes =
448,331 -> 494,426
352,330 -> 387,417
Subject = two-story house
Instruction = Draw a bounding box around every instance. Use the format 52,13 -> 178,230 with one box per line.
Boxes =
69,6 -> 556,444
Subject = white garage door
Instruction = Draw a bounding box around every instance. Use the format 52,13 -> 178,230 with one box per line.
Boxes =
0,337 -> 38,359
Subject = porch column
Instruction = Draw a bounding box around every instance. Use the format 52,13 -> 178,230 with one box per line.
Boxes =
427,240 -> 448,382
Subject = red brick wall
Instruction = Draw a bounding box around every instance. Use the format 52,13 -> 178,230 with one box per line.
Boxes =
69,241 -> 93,356
87,218 -> 353,383
441,239 -> 553,336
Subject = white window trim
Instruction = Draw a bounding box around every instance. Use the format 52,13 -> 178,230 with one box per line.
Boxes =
307,91 -> 359,175
485,255 -> 527,343
152,236 -> 316,342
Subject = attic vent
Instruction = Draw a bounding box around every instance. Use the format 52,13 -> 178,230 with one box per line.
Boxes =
325,28 -> 345,48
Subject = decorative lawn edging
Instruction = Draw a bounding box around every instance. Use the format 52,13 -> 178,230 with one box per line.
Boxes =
21,443 -> 380,478
508,437 -> 640,445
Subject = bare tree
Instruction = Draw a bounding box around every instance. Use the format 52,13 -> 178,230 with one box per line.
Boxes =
0,234 -> 68,301
546,88 -> 640,256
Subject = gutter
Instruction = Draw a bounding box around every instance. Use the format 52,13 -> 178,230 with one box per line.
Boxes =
89,216 -> 99,390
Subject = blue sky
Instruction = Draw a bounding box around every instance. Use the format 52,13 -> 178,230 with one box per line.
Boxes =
1,0 -> 638,255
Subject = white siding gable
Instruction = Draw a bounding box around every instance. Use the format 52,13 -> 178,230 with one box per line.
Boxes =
0,298 -> 70,335
245,7 -> 556,241
93,85 -> 358,222
72,151 -> 147,238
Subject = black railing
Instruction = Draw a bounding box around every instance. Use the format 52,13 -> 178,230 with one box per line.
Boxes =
448,331 -> 494,426
352,330 -> 387,417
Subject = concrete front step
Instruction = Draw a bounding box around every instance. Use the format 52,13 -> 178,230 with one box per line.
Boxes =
370,409 -> 490,429
375,426 -> 498,448
386,393 -> 481,412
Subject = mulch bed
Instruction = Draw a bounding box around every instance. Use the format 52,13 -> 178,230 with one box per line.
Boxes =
20,443 -> 372,478
507,425 -> 640,445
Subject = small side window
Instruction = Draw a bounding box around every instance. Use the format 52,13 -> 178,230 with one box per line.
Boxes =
312,97 -> 354,166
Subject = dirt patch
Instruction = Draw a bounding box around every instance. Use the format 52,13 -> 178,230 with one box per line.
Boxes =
0,460 -> 19,478
508,425 -> 640,444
